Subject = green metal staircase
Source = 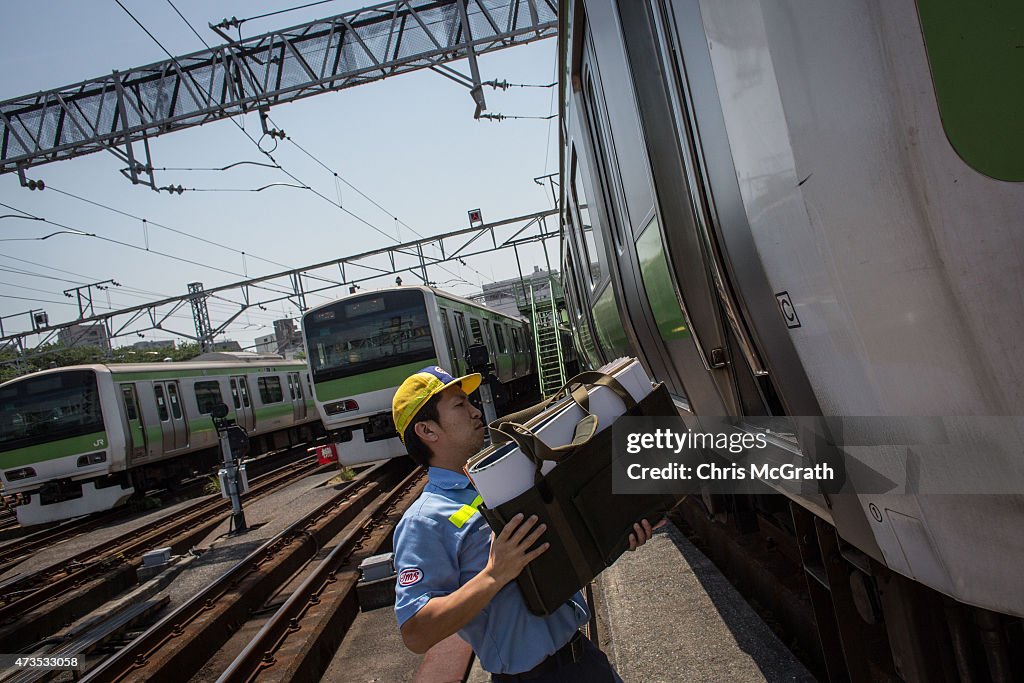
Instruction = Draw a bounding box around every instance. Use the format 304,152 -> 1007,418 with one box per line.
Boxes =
529,281 -> 566,397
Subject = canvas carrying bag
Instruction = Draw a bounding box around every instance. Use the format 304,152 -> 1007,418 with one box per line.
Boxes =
479,371 -> 682,616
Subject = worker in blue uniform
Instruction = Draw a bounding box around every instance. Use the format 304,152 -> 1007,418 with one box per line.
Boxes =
391,366 -> 659,682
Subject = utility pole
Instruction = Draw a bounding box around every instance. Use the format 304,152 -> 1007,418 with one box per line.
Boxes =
63,280 -> 119,318
188,282 -> 214,353
211,403 -> 249,534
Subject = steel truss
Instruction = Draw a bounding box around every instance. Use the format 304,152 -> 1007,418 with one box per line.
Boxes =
0,0 -> 557,182
0,209 -> 558,357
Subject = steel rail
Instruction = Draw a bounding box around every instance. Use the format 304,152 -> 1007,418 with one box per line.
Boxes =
0,444 -> 316,575
218,466 -> 426,682
0,456 -> 326,652
80,458 -> 414,683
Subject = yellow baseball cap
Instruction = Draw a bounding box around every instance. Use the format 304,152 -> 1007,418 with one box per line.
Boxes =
392,366 -> 482,443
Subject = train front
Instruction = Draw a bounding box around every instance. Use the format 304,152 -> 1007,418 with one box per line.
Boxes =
303,288 -> 439,466
0,367 -> 133,525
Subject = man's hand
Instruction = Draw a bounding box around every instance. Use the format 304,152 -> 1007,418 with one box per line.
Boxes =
485,513 -> 549,587
628,518 -> 668,551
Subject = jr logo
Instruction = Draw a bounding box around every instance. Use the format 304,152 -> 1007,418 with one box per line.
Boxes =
93,438 -> 106,448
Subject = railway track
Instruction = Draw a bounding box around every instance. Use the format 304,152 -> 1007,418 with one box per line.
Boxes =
0,454 -> 329,653
0,443 -> 317,575
80,457 -> 422,682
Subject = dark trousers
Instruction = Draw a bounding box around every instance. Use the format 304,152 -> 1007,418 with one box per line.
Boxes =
491,637 -> 623,683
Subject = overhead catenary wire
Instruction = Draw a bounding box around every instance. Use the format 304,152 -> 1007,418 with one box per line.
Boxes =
166,0 -> 211,48
268,119 -> 494,285
0,200 -> 303,301
127,0 -> 493,293
45,186 -> 296,272
0,257 -> 282,339
211,0 -> 341,32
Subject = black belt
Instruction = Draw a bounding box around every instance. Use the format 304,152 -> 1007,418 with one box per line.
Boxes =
492,631 -> 587,682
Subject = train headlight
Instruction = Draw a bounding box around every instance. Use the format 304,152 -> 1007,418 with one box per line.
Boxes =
325,399 -> 360,415
76,452 -> 107,467
5,467 -> 36,482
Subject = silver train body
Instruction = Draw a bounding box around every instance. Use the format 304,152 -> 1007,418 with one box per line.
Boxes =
302,287 -> 538,466
0,354 -> 321,525
560,0 -> 1023,677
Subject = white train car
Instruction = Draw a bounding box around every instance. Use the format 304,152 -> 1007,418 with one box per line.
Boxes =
559,0 -> 1024,679
0,353 -> 321,525
302,286 -> 535,466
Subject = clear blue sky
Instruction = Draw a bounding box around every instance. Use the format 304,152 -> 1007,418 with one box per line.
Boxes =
0,1 -> 560,350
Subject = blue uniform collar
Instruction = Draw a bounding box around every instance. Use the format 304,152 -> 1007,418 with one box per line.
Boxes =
427,466 -> 473,490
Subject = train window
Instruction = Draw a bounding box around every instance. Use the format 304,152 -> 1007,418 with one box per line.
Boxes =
292,373 -> 303,399
483,320 -> 496,352
239,378 -> 250,407
0,370 -> 104,452
469,318 -> 484,346
154,385 -> 169,421
454,312 -> 470,355
570,147 -> 603,286
439,308 -> 460,370
121,385 -> 138,420
287,375 -> 296,400
493,324 -> 506,353
258,377 -> 284,404
167,383 -> 183,420
592,285 -> 631,357
230,379 -> 241,410
194,381 -> 223,415
511,327 -> 522,353
583,69 -> 626,252
636,216 -> 690,342
918,2 -> 1024,180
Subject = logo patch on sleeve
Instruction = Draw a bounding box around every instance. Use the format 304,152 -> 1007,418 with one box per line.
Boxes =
398,567 -> 423,586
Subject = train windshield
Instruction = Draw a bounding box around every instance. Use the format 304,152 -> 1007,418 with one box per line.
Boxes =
0,370 -> 104,452
305,289 -> 435,383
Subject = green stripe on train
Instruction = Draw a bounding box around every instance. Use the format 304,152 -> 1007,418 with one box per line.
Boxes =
113,366 -> 305,381
0,431 -> 108,468
314,359 -> 437,402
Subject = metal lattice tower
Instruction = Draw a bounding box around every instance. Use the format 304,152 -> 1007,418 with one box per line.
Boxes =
188,282 -> 214,353
0,0 -> 558,183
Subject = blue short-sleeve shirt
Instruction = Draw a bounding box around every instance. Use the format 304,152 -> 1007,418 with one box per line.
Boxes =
393,467 -> 589,675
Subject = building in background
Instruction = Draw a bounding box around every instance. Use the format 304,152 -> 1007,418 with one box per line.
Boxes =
212,340 -> 243,353
255,319 -> 305,358
480,266 -> 559,317
57,323 -> 111,353
131,339 -> 176,351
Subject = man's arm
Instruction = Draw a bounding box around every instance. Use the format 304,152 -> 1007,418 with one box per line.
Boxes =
401,513 -> 548,654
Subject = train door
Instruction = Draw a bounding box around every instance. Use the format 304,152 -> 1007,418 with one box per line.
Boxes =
154,381 -> 189,452
119,383 -> 147,462
482,320 -> 498,365
618,0 -> 784,416
571,5 -> 737,415
438,307 -> 463,375
287,372 -> 307,421
229,376 -> 255,433
453,312 -> 470,368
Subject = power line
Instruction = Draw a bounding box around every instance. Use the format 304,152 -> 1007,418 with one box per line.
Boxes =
275,122 -> 425,240
114,1 -> 446,290
113,1 -> 400,256
270,119 -> 493,284
211,0 -> 341,32
113,0 -> 176,58
45,186 -> 296,272
166,0 -> 210,48
0,200 -> 303,300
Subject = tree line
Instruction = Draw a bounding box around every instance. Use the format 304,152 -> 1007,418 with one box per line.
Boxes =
0,342 -> 202,384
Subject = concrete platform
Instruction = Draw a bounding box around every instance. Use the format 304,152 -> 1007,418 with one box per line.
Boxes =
463,521 -> 815,682
594,522 -> 816,682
